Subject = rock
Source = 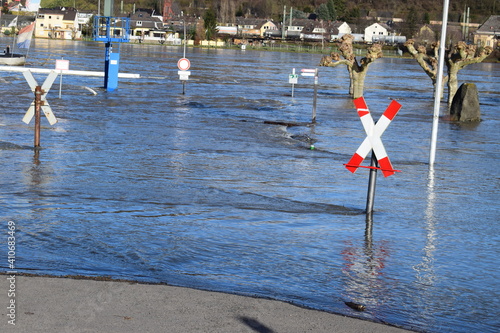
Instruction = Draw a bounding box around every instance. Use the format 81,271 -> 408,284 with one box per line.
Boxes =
450,83 -> 481,122
344,301 -> 366,311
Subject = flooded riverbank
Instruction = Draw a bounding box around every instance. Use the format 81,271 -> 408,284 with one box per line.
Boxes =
1,37 -> 499,332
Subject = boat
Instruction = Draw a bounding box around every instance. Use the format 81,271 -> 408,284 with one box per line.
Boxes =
0,51 -> 26,66
0,20 -> 34,66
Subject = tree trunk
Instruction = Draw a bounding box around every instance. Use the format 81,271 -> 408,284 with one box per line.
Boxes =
348,66 -> 354,96
447,65 -> 459,108
352,70 -> 366,99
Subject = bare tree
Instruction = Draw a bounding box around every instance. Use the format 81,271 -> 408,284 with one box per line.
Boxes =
320,34 -> 383,99
446,42 -> 492,107
404,39 -> 446,96
217,0 -> 236,24
405,39 -> 492,107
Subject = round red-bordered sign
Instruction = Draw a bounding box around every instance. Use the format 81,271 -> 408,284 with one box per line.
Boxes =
177,58 -> 190,71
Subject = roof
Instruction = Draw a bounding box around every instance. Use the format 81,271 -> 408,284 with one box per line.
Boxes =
365,22 -> 391,31
1,14 -> 35,26
235,18 -> 274,27
129,10 -> 163,29
38,7 -> 77,21
476,15 -> 500,35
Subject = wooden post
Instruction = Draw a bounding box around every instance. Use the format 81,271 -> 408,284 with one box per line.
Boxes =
34,85 -> 42,147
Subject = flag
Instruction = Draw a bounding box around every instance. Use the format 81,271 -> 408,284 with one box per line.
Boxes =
8,17 -> 18,28
17,22 -> 35,49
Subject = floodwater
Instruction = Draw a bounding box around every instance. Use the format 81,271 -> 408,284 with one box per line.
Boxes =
0,37 -> 499,333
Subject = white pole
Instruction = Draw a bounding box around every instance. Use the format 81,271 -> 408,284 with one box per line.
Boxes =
282,5 -> 286,39
59,71 -> 63,98
181,11 -> 186,58
59,57 -> 63,98
183,21 -> 186,58
429,0 -> 450,167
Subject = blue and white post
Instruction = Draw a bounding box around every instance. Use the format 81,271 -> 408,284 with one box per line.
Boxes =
93,1 -> 130,92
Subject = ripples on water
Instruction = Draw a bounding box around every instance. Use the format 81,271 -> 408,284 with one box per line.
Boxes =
0,37 -> 499,333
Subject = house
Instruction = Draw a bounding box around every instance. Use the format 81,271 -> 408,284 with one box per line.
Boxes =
301,20 -> 327,41
286,18 -> 309,39
329,22 -> 352,41
76,11 -> 93,31
236,18 -> 278,37
364,22 -> 390,42
35,7 -> 80,40
0,14 -> 34,34
413,24 -> 437,45
474,15 -> 500,48
129,9 -> 165,40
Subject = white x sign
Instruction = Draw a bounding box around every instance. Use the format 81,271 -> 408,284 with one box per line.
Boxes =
22,70 -> 58,125
345,97 -> 402,177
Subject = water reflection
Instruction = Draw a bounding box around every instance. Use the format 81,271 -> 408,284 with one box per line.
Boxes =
24,148 -> 51,188
407,168 -> 438,330
341,215 -> 389,313
413,167 -> 437,286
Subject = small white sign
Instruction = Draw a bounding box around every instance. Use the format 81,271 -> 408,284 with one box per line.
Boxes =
289,74 -> 298,84
55,59 -> 69,71
301,68 -> 317,77
178,70 -> 191,81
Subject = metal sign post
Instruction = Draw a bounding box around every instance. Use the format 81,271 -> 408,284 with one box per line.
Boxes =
93,15 -> 130,92
300,68 -> 319,123
313,69 -> 318,123
55,58 -> 70,99
288,68 -> 298,97
344,97 -> 402,214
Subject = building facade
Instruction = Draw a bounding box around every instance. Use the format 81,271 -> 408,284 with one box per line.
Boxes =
474,15 -> 500,48
35,7 -> 80,40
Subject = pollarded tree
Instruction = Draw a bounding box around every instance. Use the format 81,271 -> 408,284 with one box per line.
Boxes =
405,39 -> 492,107
319,34 -> 383,99
404,39 -> 446,95
446,42 -> 492,107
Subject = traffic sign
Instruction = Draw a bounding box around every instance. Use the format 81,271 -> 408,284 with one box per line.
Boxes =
55,59 -> 70,71
177,58 -> 190,71
289,73 -> 298,84
301,68 -> 317,77
22,71 -> 58,125
178,70 -> 191,81
345,97 -> 402,177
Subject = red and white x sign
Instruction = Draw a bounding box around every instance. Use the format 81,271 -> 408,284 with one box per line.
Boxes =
345,97 -> 402,177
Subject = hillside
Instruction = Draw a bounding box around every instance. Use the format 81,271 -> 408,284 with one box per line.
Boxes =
39,0 -> 498,24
